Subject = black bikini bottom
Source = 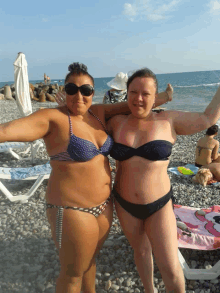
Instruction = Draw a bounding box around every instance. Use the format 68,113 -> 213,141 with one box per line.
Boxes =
195,163 -> 203,168
112,187 -> 174,220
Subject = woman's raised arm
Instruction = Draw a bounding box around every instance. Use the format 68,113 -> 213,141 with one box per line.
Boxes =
101,84 -> 173,120
55,84 -> 173,121
169,86 -> 220,135
0,109 -> 51,143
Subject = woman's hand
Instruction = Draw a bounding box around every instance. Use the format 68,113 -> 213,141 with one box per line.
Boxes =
55,91 -> 66,106
165,83 -> 173,102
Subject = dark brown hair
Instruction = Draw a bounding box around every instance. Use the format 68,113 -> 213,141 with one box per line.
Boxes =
65,62 -> 94,86
206,124 -> 219,135
127,68 -> 158,93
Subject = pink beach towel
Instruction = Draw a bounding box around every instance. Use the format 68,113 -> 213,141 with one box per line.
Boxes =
174,204 -> 220,250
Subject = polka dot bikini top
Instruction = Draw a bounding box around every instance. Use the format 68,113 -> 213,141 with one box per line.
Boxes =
50,109 -> 114,162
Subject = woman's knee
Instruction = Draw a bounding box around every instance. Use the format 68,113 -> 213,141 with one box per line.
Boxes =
160,261 -> 183,281
133,246 -> 152,261
131,238 -> 152,256
57,271 -> 83,290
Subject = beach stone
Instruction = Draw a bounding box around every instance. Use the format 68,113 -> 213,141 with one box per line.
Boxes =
42,85 -> 49,92
103,273 -> 110,280
105,280 -> 111,290
111,284 -> 120,290
204,262 -> 212,269
0,93 -> 4,100
191,260 -> 197,268
46,93 -> 56,102
39,92 -> 46,102
154,271 -> 162,278
197,209 -> 206,215
29,83 -> 35,91
30,88 -> 38,101
54,83 -> 59,90
4,85 -> 13,100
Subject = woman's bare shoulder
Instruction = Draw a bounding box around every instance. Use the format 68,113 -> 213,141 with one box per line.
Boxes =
35,106 -> 66,117
110,114 -> 127,124
153,110 -> 173,120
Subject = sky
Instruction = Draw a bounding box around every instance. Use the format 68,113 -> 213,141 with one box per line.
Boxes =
0,0 -> 220,81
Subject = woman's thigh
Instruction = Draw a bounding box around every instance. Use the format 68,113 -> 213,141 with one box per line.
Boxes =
207,162 -> 220,181
144,200 -> 179,271
46,199 -> 113,276
212,154 -> 220,163
114,200 -> 151,249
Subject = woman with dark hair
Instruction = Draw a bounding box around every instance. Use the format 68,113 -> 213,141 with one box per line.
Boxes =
107,67 -> 220,292
195,124 -> 220,182
0,63 -> 171,293
195,124 -> 220,167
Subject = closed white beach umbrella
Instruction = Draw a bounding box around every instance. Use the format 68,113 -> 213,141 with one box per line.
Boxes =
13,52 -> 32,116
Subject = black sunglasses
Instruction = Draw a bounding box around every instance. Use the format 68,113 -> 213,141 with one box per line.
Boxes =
65,83 -> 94,96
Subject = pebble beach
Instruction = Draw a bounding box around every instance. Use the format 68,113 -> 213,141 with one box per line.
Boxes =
0,99 -> 220,293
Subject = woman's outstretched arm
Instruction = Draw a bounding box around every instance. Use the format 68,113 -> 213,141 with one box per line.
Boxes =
55,84 -> 173,120
0,109 -> 51,143
169,86 -> 220,135
155,83 -> 173,107
99,84 -> 173,120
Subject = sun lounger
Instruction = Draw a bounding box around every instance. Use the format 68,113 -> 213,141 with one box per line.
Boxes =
0,140 -> 44,163
0,162 -> 51,203
174,204 -> 220,280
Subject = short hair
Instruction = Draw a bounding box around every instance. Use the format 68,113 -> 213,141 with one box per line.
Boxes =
65,62 -> 94,86
206,124 -> 219,135
127,68 -> 158,93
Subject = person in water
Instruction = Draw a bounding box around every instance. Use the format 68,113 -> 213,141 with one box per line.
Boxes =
0,63 -> 171,293
107,68 -> 220,292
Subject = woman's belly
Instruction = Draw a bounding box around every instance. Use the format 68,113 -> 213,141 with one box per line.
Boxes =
46,156 -> 112,207
114,157 -> 171,204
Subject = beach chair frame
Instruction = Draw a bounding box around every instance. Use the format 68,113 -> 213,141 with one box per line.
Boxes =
0,141 -> 43,163
175,204 -> 220,280
178,249 -> 220,280
0,166 -> 50,203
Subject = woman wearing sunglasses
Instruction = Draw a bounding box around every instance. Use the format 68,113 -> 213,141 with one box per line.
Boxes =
0,62 -> 171,293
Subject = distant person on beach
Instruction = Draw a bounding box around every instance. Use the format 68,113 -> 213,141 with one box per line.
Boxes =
195,124 -> 220,181
107,68 -> 220,292
0,62 -> 170,293
47,75 -> 51,85
103,72 -> 128,103
44,73 -> 47,84
195,124 -> 220,167
103,71 -> 173,105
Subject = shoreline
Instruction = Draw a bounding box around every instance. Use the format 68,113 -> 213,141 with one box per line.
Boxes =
0,100 -> 220,292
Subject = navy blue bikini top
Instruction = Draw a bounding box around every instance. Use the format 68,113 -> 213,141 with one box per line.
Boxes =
110,140 -> 173,161
50,109 -> 114,162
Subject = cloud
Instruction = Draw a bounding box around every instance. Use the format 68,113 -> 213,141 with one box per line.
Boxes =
123,3 -> 137,21
208,0 -> 220,15
122,0 -> 180,22
42,18 -> 49,22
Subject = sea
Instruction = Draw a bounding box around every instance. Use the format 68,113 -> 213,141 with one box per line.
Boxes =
1,70 -> 220,113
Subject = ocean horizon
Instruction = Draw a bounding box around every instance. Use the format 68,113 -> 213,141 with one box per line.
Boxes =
1,69 -> 220,113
